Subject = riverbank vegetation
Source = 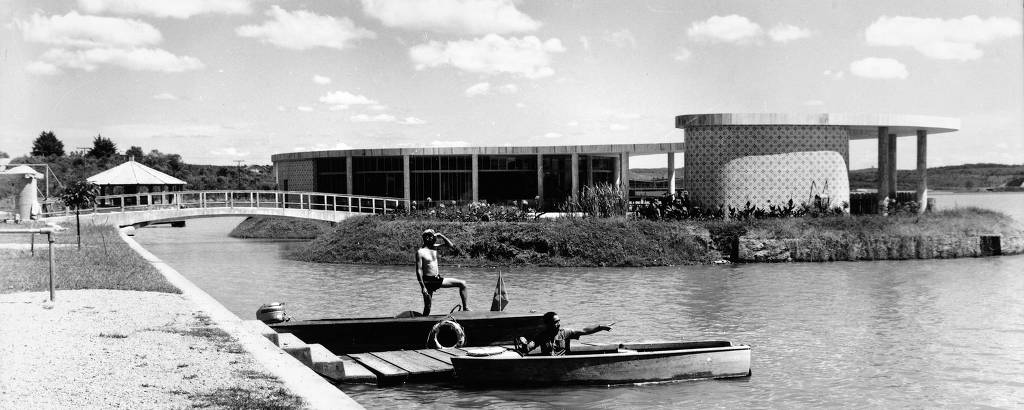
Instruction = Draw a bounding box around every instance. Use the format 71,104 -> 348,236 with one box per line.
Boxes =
277,197 -> 1022,266
0,222 -> 178,293
229,217 -> 333,239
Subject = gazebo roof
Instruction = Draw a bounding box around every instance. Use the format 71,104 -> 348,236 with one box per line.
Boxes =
87,160 -> 186,186
0,164 -> 44,179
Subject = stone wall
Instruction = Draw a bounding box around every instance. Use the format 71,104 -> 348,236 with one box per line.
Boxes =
736,234 -> 1022,262
275,160 -> 316,191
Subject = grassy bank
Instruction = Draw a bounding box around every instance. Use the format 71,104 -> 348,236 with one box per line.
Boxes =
229,216 -> 333,239
290,216 -> 717,266
282,207 -> 1023,266
0,223 -> 179,293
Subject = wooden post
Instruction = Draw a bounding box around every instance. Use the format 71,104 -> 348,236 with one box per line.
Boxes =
47,231 -> 55,302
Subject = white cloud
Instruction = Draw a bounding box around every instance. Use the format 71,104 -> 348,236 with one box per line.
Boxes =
541,132 -> 562,139
429,140 -> 469,147
566,121 -> 579,127
369,104 -> 389,111
849,57 -> 908,79
152,93 -> 178,100
579,36 -> 591,51
78,0 -> 251,19
31,47 -> 203,72
349,114 -> 425,125
866,15 -> 1022,61
609,123 -> 628,131
237,6 -> 376,50
17,11 -> 161,48
210,146 -> 250,157
604,29 -> 637,48
276,105 -> 287,111
769,24 -> 811,43
515,102 -> 526,108
312,75 -> 332,85
328,105 -> 349,111
410,34 -> 566,78
673,47 -> 692,61
688,15 -> 762,44
802,99 -> 824,107
294,142 -> 353,151
25,61 -> 60,75
823,69 -> 845,79
360,0 -> 540,35
318,91 -> 378,108
465,82 -> 491,96
296,106 -> 314,112
351,113 -> 397,122
498,83 -> 518,94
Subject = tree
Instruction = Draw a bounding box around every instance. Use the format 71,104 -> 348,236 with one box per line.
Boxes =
87,135 -> 118,159
125,146 -> 144,159
31,131 -> 65,157
59,180 -> 99,249
0,151 -> 8,158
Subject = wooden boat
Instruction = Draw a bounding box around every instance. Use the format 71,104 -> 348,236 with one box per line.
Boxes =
451,340 -> 751,385
269,310 -> 545,354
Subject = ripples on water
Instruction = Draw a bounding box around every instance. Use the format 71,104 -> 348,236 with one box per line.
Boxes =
134,193 -> 1024,408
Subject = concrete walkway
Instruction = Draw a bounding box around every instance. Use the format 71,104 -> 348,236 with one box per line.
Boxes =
118,228 -> 363,409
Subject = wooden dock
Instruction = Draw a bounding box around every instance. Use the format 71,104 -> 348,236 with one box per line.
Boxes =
343,346 -> 497,385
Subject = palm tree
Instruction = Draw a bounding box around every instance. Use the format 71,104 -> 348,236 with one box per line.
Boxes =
59,180 -> 98,249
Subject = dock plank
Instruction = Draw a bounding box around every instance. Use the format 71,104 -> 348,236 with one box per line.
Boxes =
349,353 -> 409,385
439,347 -> 469,357
371,350 -> 450,374
415,349 -> 457,365
336,355 -> 377,384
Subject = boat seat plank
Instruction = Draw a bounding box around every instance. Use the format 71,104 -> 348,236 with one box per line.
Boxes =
371,350 -> 450,374
415,349 -> 458,365
348,353 -> 409,379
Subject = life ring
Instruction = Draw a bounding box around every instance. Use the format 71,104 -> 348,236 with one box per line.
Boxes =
427,319 -> 466,349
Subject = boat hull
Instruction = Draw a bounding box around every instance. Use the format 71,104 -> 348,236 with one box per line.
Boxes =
451,341 -> 751,385
269,310 -> 544,354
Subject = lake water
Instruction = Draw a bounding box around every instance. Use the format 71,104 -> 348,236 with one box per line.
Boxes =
134,192 -> 1024,408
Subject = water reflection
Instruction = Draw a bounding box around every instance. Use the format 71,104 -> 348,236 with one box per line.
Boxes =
133,193 -> 1024,408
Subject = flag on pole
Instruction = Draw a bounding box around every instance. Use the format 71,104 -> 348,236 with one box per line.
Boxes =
490,270 -> 509,311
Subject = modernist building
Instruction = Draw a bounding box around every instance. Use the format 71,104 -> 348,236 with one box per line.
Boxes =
676,113 -> 959,212
271,143 -> 684,210
272,113 -> 959,212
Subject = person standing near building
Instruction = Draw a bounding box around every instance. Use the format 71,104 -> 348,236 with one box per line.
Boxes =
416,229 -> 470,315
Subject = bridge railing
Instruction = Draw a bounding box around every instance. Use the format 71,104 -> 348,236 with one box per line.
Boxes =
40,190 -> 406,218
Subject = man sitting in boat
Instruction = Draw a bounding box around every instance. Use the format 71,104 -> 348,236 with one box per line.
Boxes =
416,229 -> 470,315
518,312 -> 611,356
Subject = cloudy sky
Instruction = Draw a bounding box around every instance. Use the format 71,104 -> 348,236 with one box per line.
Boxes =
1,0 -> 1021,168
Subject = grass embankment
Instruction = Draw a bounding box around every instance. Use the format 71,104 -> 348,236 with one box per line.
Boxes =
229,216 -> 333,239
280,207 -> 1023,266
290,216 -> 717,266
0,222 -> 179,293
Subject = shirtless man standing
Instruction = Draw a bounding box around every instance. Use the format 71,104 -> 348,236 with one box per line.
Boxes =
416,229 -> 469,315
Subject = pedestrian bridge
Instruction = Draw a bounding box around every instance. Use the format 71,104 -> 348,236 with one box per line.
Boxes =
41,190 -> 406,227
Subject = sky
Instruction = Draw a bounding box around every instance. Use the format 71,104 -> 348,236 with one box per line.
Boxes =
1,0 -> 1022,169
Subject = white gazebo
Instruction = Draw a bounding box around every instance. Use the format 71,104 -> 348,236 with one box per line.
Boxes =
87,159 -> 187,196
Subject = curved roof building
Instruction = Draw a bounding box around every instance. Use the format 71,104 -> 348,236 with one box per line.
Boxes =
272,113 -> 959,213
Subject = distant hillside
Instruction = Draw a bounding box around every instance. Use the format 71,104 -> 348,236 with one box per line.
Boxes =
631,164 -> 1024,191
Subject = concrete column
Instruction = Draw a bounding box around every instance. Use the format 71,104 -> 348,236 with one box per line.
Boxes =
402,155 -> 411,210
612,154 -> 621,189
887,133 -> 898,200
586,155 -> 593,186
471,154 -> 479,203
876,127 -> 889,213
916,129 -> 928,214
667,152 -> 676,195
621,153 -> 630,199
536,154 -> 544,207
345,156 -> 353,195
571,153 -> 579,201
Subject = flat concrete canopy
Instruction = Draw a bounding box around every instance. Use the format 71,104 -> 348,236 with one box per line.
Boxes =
272,142 -> 685,162
675,113 -> 960,139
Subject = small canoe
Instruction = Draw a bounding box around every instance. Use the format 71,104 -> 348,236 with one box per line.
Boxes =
269,310 -> 545,354
451,340 -> 751,385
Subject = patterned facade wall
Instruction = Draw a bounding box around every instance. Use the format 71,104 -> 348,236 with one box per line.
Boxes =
275,159 -> 316,191
684,125 -> 851,210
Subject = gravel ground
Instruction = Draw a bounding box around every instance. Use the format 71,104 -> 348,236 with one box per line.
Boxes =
0,289 -> 302,409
